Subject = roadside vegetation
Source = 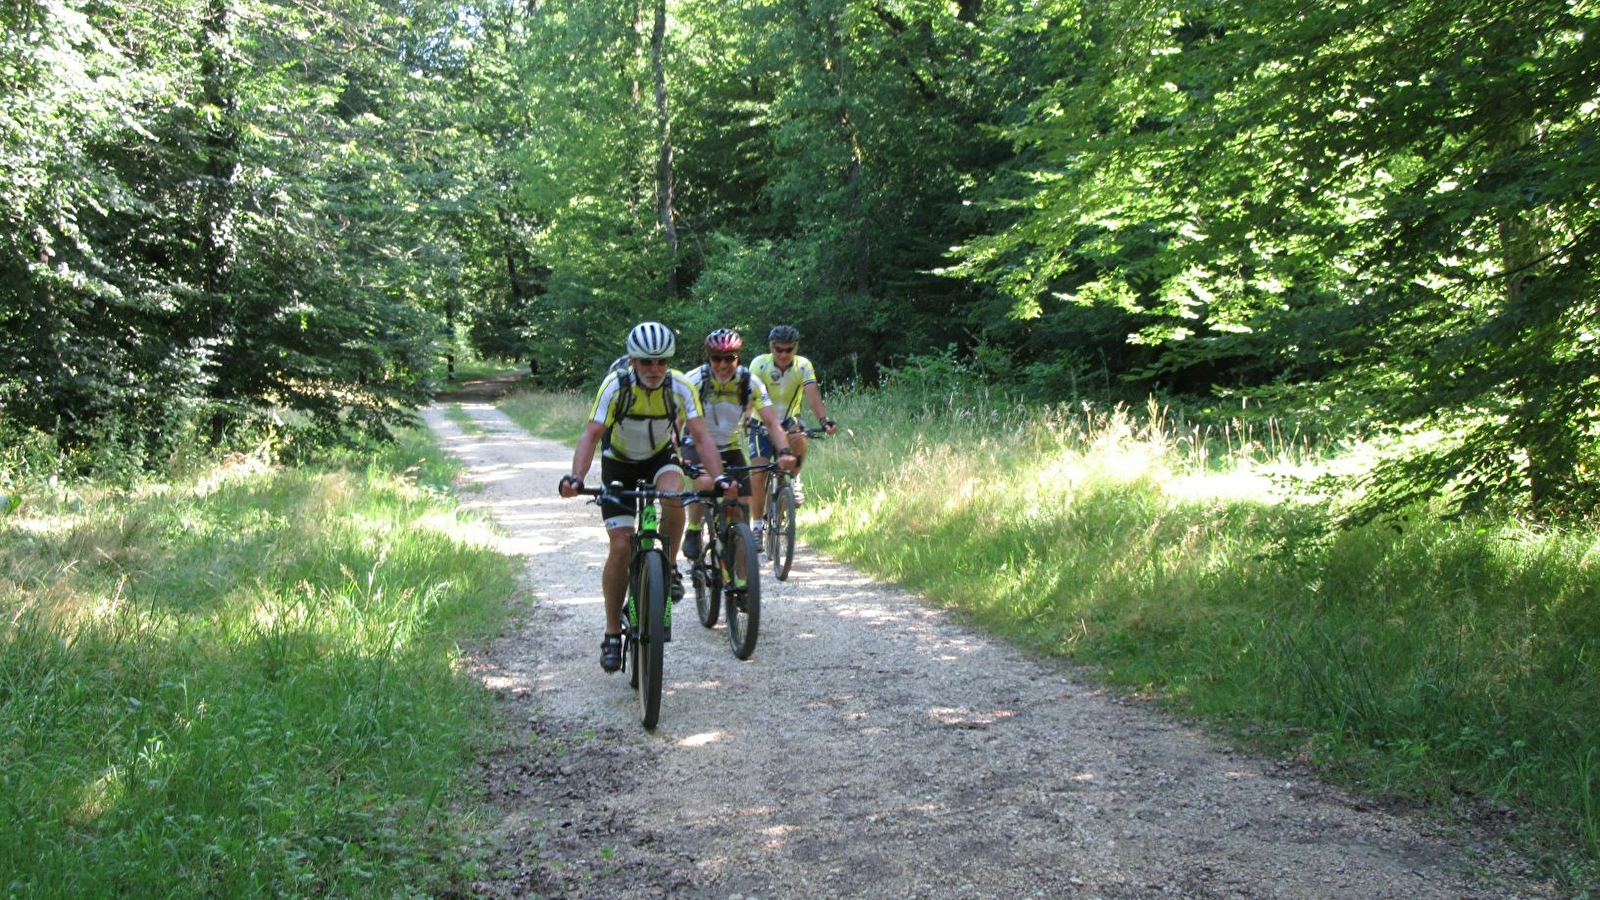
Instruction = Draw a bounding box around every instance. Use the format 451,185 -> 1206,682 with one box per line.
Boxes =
506,376 -> 1598,892
440,357 -> 526,385
810,377 -> 1598,891
500,389 -> 594,448
0,429 -> 517,899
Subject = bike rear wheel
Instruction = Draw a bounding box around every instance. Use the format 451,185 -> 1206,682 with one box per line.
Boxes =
723,522 -> 761,659
636,549 -> 667,729
692,537 -> 720,628
770,482 -> 797,581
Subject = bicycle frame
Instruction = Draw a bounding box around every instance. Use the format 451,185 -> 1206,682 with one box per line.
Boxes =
686,488 -> 762,658
577,479 -> 696,728
727,456 -> 799,581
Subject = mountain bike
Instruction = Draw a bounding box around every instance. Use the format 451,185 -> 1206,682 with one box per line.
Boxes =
686,491 -> 762,659
743,424 -> 829,581
575,481 -> 694,729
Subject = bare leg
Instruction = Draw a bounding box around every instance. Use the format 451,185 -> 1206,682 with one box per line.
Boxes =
602,528 -> 632,633
750,461 -> 771,524
655,469 -> 686,568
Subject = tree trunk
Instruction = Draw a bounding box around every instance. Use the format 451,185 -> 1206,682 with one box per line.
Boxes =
1492,121 -> 1572,511
652,0 -> 678,298
199,0 -> 242,444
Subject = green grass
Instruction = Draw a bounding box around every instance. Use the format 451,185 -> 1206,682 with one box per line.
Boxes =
445,402 -> 484,434
499,389 -> 592,446
435,355 -> 524,386
0,428 -> 518,899
501,381 -> 1598,891
803,385 -> 1598,890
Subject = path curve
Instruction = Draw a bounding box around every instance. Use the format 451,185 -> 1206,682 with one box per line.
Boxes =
422,402 -> 1556,900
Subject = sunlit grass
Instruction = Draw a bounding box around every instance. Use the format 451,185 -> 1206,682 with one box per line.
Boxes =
800,384 -> 1598,887
445,402 -> 483,433
0,427 -> 518,899
434,355 -> 523,385
499,389 -> 591,446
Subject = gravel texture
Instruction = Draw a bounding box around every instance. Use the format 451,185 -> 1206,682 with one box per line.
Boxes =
422,401 -> 1561,900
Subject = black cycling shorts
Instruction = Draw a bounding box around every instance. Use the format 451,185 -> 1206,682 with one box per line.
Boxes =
751,417 -> 801,459
598,446 -> 682,527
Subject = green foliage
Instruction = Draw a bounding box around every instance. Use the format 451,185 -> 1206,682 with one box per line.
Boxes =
0,429 -> 516,898
1,0 -> 462,473
6,0 -> 1600,521
952,0 -> 1600,517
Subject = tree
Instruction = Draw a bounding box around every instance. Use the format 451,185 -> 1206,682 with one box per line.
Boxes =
952,0 -> 1600,517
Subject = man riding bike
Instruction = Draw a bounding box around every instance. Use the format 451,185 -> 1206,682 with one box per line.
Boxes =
558,322 -> 736,673
680,328 -> 796,561
748,325 -> 838,525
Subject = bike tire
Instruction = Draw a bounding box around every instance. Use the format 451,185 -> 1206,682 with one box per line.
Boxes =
636,549 -> 667,729
723,522 -> 761,660
626,561 -> 641,690
771,482 -> 797,581
693,539 -> 719,628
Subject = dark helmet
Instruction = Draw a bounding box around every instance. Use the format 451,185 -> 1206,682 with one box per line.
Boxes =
768,325 -> 800,344
705,328 -> 743,353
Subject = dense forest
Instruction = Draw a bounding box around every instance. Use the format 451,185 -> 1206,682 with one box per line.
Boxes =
3,0 -> 1597,518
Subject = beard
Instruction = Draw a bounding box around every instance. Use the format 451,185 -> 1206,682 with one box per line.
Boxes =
635,367 -> 668,390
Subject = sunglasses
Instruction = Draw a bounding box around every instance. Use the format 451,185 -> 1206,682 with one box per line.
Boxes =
709,354 -> 738,363
771,345 -> 796,354
634,358 -> 670,369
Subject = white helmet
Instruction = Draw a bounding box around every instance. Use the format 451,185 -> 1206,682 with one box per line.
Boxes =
626,321 -> 676,359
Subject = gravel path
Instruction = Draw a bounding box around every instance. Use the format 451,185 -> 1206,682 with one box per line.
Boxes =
422,402 -> 1559,900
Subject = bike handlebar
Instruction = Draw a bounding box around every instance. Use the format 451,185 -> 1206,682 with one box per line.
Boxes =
572,482 -> 701,502
746,422 -> 833,441
723,461 -> 782,475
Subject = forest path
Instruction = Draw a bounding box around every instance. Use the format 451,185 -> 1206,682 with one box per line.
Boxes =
422,401 -> 1554,900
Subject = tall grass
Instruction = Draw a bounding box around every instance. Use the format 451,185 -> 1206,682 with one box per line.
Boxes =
0,429 -> 518,899
800,384 -> 1598,890
499,389 -> 593,446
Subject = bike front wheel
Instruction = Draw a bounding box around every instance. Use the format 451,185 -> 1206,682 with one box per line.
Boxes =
770,482 -> 797,581
635,549 -> 668,729
722,522 -> 761,660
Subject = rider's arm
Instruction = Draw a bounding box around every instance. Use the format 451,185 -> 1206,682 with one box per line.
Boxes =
683,417 -> 725,481
686,417 -> 739,493
756,403 -> 793,456
803,382 -> 834,432
562,420 -> 606,496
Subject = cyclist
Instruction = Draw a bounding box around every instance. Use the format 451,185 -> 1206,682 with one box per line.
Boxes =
559,322 -> 736,673
680,329 -> 796,562
748,325 -> 837,523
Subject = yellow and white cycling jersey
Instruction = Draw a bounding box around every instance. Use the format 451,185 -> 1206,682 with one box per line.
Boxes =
685,364 -> 773,451
748,353 -> 817,421
587,368 -> 703,461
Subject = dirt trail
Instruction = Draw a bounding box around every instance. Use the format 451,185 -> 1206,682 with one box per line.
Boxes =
422,401 -> 1558,900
